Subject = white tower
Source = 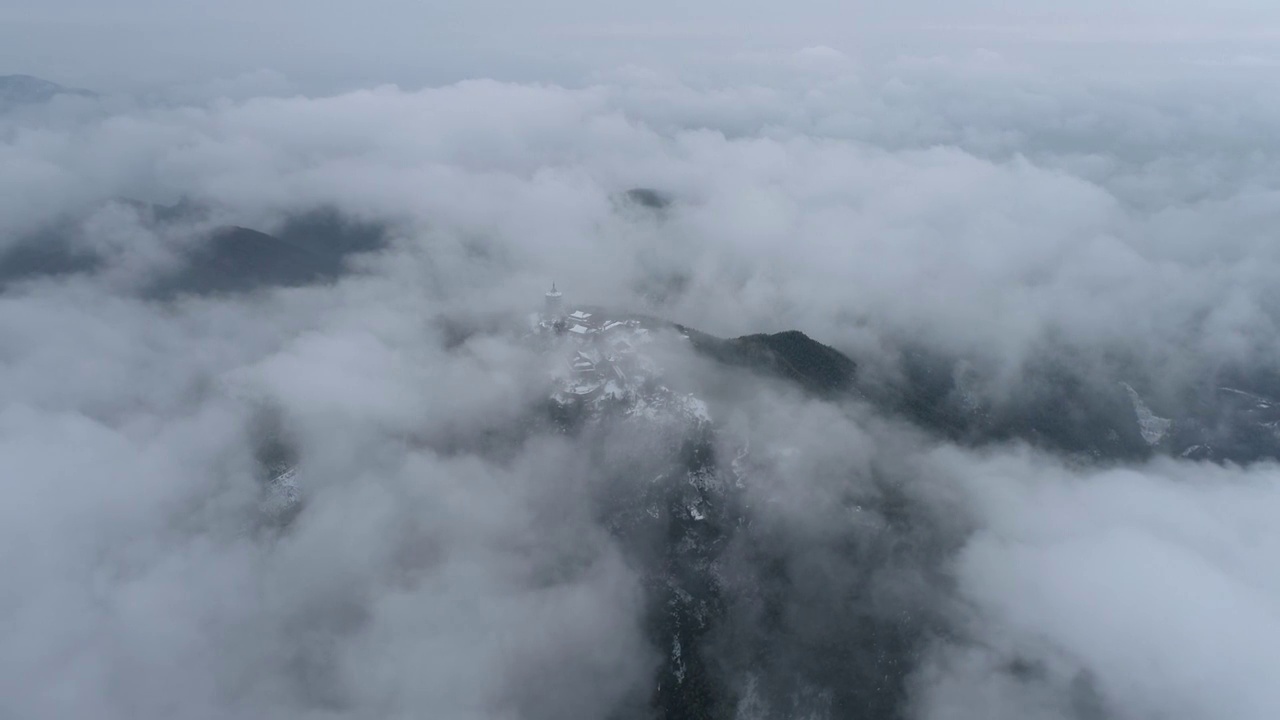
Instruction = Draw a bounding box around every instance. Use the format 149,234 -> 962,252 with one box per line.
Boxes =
544,282 -> 563,318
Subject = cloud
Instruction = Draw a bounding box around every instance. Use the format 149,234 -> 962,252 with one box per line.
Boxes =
3,47 -> 1280,719
913,450 -> 1280,720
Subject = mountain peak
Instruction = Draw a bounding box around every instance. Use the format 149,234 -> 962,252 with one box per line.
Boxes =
680,326 -> 858,397
0,74 -> 96,109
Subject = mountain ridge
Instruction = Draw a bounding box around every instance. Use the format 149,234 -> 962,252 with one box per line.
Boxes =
0,74 -> 96,109
0,202 -> 388,296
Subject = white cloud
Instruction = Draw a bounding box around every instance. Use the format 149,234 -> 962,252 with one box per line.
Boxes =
3,46 -> 1280,718
915,451 -> 1280,719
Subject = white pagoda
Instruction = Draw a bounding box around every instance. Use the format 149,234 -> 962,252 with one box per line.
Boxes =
544,282 -> 563,318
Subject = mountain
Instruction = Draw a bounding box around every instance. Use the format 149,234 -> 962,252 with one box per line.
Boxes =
524,314 -> 905,718
0,74 -> 95,110
148,226 -> 334,296
680,327 -> 859,397
0,222 -> 100,286
538,317 -> 1280,718
0,198 -> 206,289
149,208 -> 387,297
622,187 -> 673,210
858,345 -> 1280,465
0,202 -> 388,296
258,312 -> 899,716
251,300 -> 1280,719
17,212 -> 1246,718
860,346 -> 1155,461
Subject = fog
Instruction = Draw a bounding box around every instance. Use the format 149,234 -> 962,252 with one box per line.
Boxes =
4,13 -> 1280,720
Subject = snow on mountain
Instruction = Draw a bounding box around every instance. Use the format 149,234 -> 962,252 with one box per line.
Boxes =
1123,382 -> 1173,446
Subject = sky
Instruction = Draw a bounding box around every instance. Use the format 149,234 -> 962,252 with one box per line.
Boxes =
4,2 -> 1280,719
6,0 -> 1280,91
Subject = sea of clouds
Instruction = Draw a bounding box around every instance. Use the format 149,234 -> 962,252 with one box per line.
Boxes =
3,45 -> 1280,719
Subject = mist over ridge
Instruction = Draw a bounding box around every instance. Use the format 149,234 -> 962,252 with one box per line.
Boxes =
4,28 -> 1280,720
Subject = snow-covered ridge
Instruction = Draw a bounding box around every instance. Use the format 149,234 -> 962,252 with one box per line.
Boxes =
1219,386 -> 1276,410
1122,382 -> 1172,446
261,465 -> 301,523
533,289 -> 712,429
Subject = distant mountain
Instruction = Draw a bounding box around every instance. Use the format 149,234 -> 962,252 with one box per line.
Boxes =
681,327 -> 859,397
0,222 -> 100,286
149,207 -> 387,297
147,226 -> 340,297
622,187 -> 673,210
0,201 -> 388,295
672,322 -> 1280,465
0,74 -> 95,110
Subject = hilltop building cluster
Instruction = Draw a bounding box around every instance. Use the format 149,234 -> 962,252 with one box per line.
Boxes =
534,283 -> 657,401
